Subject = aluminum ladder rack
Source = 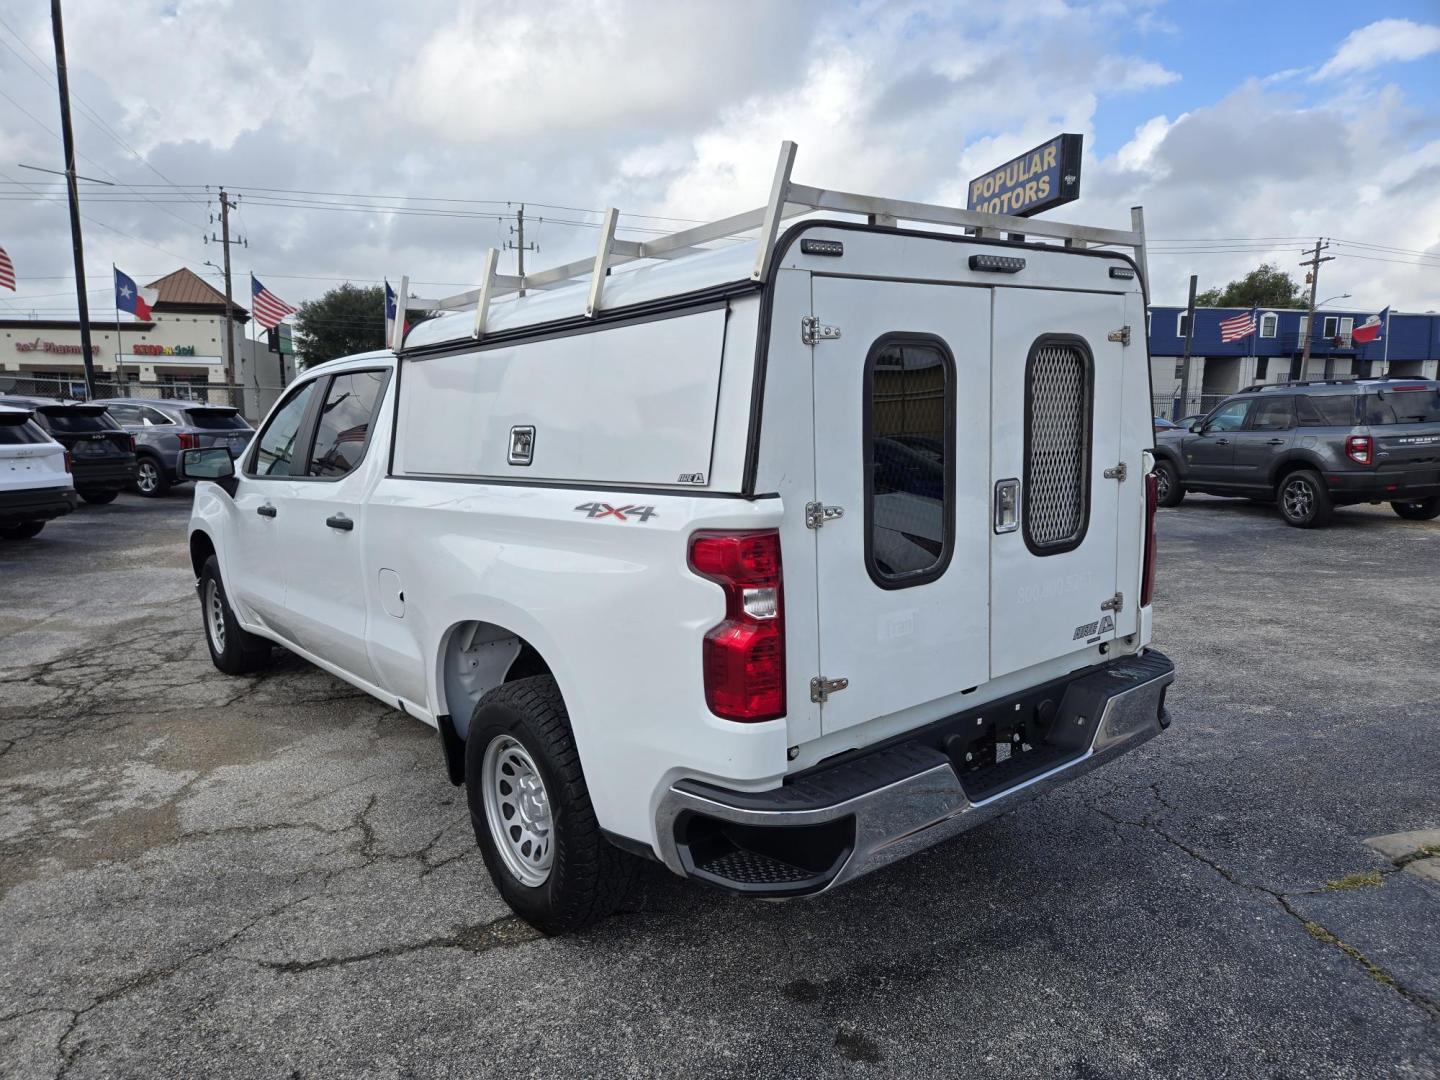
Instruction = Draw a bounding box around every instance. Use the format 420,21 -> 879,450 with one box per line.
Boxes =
391,140 -> 1149,350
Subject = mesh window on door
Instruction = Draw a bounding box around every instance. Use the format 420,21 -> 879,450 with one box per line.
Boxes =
865,337 -> 954,586
308,370 -> 388,478
1024,339 -> 1092,553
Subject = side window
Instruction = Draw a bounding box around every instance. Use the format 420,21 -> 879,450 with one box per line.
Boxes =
250,381 -> 319,477
107,405 -> 138,425
1248,397 -> 1293,431
1295,395 -> 1357,427
865,336 -> 954,588
308,369 -> 389,478
1024,336 -> 1092,555
1205,400 -> 1251,432
142,407 -> 172,425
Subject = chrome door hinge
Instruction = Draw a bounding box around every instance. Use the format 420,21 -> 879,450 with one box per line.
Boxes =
810,675 -> 850,703
805,501 -> 844,529
801,315 -> 841,345
1103,462 -> 1128,481
1107,326 -> 1131,345
1100,592 -> 1124,613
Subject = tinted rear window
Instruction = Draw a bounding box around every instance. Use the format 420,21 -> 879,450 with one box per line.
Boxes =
38,407 -> 120,433
1294,395 -> 1356,426
184,408 -> 251,431
1362,389 -> 1440,425
0,418 -> 49,444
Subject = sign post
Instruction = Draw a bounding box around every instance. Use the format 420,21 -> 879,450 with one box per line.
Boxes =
967,133 -> 1083,219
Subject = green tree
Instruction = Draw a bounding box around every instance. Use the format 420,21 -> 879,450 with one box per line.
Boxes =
1195,263 -> 1306,309
293,283 -> 385,367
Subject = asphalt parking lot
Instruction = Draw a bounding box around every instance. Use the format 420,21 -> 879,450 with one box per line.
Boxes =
2,491 -> 1438,1079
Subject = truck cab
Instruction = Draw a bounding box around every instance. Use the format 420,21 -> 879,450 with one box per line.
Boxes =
185,143 -> 1173,933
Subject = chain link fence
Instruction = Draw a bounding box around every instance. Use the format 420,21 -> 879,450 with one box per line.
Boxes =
0,374 -> 285,422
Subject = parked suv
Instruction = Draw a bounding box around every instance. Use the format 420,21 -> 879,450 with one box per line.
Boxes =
182,151 -> 1173,933
104,398 -> 254,497
0,404 -> 76,539
0,396 -> 137,504
1153,378 -> 1440,527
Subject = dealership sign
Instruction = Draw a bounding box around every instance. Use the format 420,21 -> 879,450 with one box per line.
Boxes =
967,133 -> 1082,218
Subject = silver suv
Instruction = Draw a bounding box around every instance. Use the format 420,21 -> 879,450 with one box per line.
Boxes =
1153,378 -> 1440,528
104,399 -> 253,497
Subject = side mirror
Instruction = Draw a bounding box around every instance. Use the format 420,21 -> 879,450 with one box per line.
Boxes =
1189,422 -> 1204,433
179,446 -> 235,482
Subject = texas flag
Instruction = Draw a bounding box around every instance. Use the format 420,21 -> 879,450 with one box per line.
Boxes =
114,266 -> 157,319
1351,307 -> 1388,345
384,279 -> 409,339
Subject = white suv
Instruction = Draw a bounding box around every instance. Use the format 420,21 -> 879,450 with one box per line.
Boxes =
184,151 -> 1174,932
0,404 -> 76,540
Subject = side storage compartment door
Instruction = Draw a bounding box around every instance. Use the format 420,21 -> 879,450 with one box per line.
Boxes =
989,288 -> 1128,678
810,278 -> 992,735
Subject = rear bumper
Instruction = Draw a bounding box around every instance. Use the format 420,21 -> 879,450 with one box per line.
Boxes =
0,485 -> 78,524
1326,468 -> 1440,503
71,457 -> 137,492
655,649 -> 1175,897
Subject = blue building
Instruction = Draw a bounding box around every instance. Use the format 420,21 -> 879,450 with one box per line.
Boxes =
1145,304 -> 1440,416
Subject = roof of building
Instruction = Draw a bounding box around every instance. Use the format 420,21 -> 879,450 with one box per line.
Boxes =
147,267 -> 249,318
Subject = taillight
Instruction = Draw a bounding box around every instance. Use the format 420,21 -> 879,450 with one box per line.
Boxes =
1141,470 -> 1158,607
63,450 -> 72,474
176,432 -> 198,451
1345,435 -> 1373,465
688,530 -> 785,722
126,434 -> 136,452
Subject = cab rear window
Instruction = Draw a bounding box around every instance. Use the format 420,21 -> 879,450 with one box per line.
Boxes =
1362,389 -> 1440,425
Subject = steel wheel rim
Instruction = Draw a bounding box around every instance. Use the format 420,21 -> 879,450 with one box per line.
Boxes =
1155,468 -> 1170,501
204,578 -> 227,653
137,461 -> 158,493
482,734 -> 553,887
1283,478 -> 1312,520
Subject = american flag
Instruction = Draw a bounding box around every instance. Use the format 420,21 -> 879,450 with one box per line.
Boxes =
0,244 -> 15,291
250,273 -> 297,329
1218,308 -> 1257,343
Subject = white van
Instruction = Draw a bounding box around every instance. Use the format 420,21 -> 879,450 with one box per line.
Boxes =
183,144 -> 1173,932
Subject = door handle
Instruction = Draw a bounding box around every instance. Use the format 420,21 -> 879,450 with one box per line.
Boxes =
1215,438 -> 1230,446
1266,438 -> 1285,445
256,503 -> 276,518
326,513 -> 354,532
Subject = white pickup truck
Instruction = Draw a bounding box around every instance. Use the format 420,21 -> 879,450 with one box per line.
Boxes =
183,145 -> 1174,933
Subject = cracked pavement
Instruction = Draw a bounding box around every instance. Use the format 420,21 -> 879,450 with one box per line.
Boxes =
2,491 -> 1438,1078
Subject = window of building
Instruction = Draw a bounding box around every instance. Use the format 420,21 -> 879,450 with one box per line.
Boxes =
308,369 -> 390,478
251,380 -> 318,477
865,336 -> 954,587
1298,315 -> 1310,339
1255,358 -> 1270,381
1323,316 -> 1339,338
1248,396 -> 1294,431
1339,317 -> 1354,343
1024,337 -> 1092,555
1174,360 -> 1185,380
1176,312 -> 1189,338
1259,313 -> 1278,339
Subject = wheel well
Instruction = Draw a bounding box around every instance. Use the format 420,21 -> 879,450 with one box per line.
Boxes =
440,621 -> 553,738
188,530 -> 215,579
1270,457 -> 1320,488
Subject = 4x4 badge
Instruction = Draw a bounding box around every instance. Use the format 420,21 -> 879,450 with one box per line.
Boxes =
574,502 -> 657,523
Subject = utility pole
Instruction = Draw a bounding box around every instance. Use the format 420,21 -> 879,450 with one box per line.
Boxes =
505,204 -> 538,296
49,0 -> 97,400
207,190 -> 244,391
1297,239 -> 1333,380
1176,274 -> 1198,420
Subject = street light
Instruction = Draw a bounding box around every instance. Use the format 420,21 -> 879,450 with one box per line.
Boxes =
1317,293 -> 1351,307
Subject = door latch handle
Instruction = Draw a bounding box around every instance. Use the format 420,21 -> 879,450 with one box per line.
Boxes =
1266,438 -> 1285,445
1215,438 -> 1230,446
325,513 -> 355,532
256,503 -> 276,518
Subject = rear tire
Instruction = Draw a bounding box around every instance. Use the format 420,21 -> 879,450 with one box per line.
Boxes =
1277,470 -> 1333,528
1391,496 -> 1440,521
465,676 -> 637,935
80,490 -> 118,505
0,520 -> 45,540
134,457 -> 170,497
1154,459 -> 1184,507
198,555 -> 272,674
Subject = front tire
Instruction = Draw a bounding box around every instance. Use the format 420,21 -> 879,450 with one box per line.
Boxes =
1391,496 -> 1440,521
1154,459 -> 1184,507
198,555 -> 272,674
0,520 -> 45,540
135,457 -> 170,497
465,676 -> 637,934
80,490 -> 118,505
1277,470 -> 1333,528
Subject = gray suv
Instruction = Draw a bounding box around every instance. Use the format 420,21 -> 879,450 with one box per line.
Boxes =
1153,378 -> 1440,528
103,399 -> 254,497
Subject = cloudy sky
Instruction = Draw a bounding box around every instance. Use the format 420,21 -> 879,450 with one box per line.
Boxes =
1,0 -> 1437,329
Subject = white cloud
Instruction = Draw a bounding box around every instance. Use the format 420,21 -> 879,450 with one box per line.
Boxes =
1312,18 -> 1440,80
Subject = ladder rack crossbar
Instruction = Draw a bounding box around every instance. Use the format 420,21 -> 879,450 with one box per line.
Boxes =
392,140 -> 1148,344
